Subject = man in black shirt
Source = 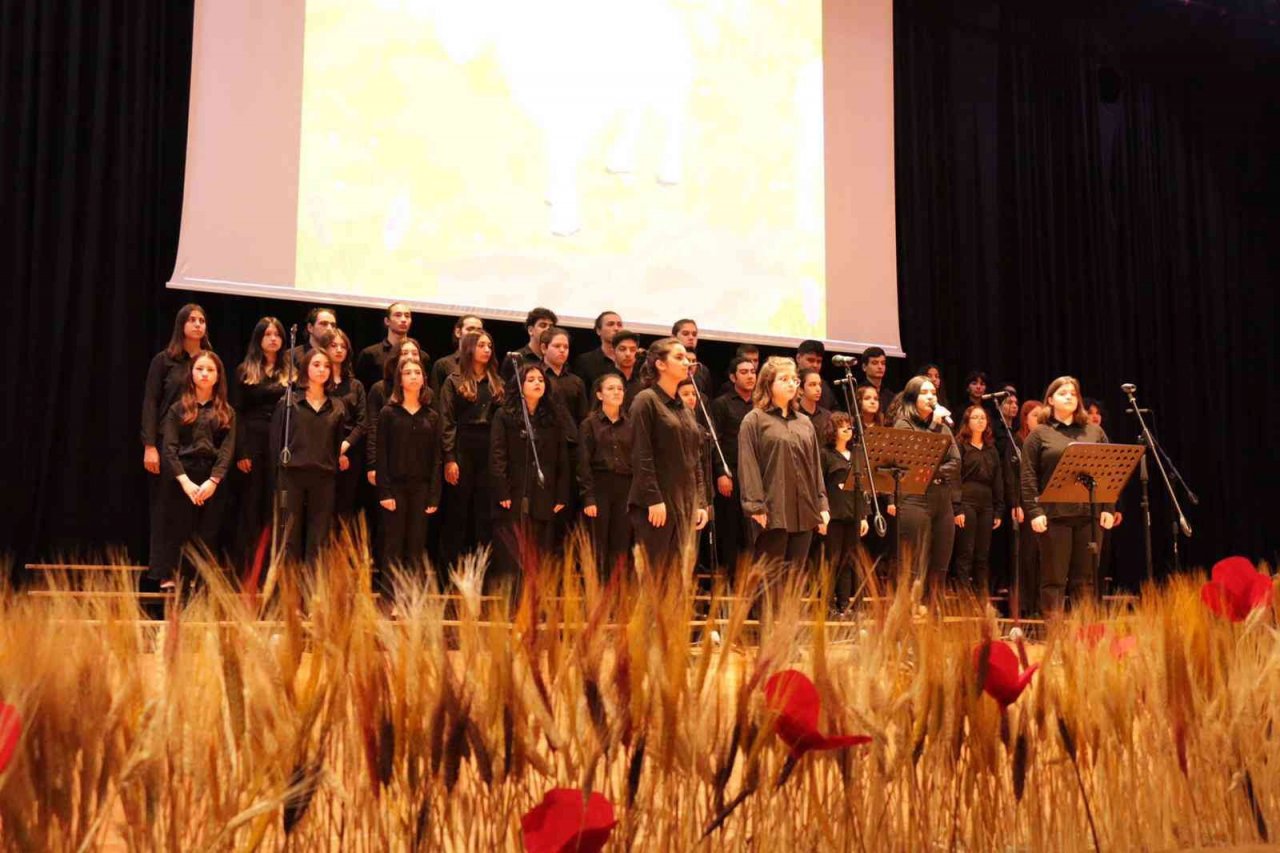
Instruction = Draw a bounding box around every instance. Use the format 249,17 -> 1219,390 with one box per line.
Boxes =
717,344 -> 760,397
574,310 -> 623,389
429,314 -> 485,391
672,318 -> 712,395
861,346 -> 895,404
796,339 -> 839,410
709,355 -> 756,573
502,306 -> 558,383
607,329 -> 644,408
289,307 -> 338,371
354,302 -> 413,390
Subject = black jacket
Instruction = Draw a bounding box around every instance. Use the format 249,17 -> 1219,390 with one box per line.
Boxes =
709,391 -> 753,478
439,373 -> 500,463
231,370 -> 287,462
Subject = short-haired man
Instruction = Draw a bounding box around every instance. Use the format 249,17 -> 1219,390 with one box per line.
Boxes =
796,339 -> 839,410
574,310 -> 624,389
429,314 -> 484,391
607,329 -> 645,409
502,307 -> 559,383
709,354 -> 758,573
290,306 -> 338,371
672,318 -> 711,394
355,302 -> 413,390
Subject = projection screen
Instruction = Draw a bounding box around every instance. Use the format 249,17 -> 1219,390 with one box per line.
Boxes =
169,0 -> 901,355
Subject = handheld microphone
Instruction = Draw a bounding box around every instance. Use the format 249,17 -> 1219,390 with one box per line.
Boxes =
930,402 -> 954,428
1121,383 -> 1137,395
289,324 -> 298,336
830,354 -> 858,367
980,390 -> 1010,401
832,377 -> 857,386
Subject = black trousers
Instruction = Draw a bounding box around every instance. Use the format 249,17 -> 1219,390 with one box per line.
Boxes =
629,505 -> 695,575
1014,518 -> 1041,617
589,470 -> 633,579
379,481 -> 432,576
897,485 -> 956,591
713,489 -> 747,578
334,442 -> 363,521
280,467 -> 336,563
441,429 -> 492,568
753,527 -> 814,568
235,449 -> 275,562
148,460 -> 228,582
1036,516 -> 1101,614
953,502 -> 995,594
823,519 -> 862,609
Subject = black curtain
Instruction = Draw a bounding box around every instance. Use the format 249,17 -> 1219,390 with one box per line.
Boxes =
3,0 -> 1277,582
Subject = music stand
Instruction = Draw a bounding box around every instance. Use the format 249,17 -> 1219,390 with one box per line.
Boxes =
1038,442 -> 1144,597
857,427 -> 953,571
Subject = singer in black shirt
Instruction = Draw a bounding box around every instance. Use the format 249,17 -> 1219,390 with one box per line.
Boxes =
354,302 -> 414,390
820,413 -> 869,611
953,405 -> 1006,597
231,317 -> 292,558
709,356 -> 756,574
1020,376 -> 1115,615
490,364 -> 571,589
578,374 -> 634,577
376,359 -> 442,579
363,339 -> 423,481
322,328 -> 367,521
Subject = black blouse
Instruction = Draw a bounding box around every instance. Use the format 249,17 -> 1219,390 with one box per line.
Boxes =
709,391 -> 752,478
161,400 -> 236,481
330,377 -> 368,450
141,349 -> 203,447
375,403 -> 443,506
231,369 -> 288,461
270,392 -> 348,474
577,410 -> 634,505
821,447 -> 868,523
489,405 -> 571,521
959,442 -> 1006,514
439,374 -> 500,463
737,406 -> 829,532
627,386 -> 707,520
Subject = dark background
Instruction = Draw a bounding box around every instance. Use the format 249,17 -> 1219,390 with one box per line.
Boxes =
3,0 -> 1278,583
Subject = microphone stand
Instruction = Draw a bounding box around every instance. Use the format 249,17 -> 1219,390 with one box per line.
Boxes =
1123,388 -> 1191,580
693,388 -> 729,575
834,370 -> 886,538
273,324 -> 299,560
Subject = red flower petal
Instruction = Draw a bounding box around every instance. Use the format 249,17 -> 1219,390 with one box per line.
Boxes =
1077,623 -> 1107,649
1203,557 -> 1274,622
763,670 -> 870,758
974,641 -> 1038,708
521,788 -> 616,853
0,703 -> 20,775
1109,635 -> 1137,660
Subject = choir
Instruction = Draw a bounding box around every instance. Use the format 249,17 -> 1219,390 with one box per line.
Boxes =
141,302 -> 1119,614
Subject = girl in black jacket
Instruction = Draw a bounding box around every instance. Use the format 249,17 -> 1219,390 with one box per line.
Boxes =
149,351 -> 236,589
489,363 -> 570,589
376,357 -> 442,579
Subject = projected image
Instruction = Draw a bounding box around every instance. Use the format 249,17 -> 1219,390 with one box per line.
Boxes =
296,0 -> 826,338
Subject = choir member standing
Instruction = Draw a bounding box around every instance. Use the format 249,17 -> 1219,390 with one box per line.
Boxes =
540,326 -> 588,426
489,363 -> 570,587
355,302 -> 414,391
860,346 -> 894,403
579,374 -> 634,577
322,328 -> 367,521
608,330 -> 644,408
148,351 -> 236,590
953,405 -> 1005,597
717,344 -> 759,396
796,368 -> 833,440
737,357 -> 830,568
376,357 -> 441,579
709,356 -> 756,574
1021,376 -> 1115,615
502,307 -> 558,383
289,307 -> 337,371
430,315 -> 484,392
271,349 -> 347,562
672,319 -> 712,395
438,331 -> 504,566
365,338 -> 424,485
1014,400 -> 1043,614
888,376 -> 960,597
574,310 -> 624,389
795,340 -> 839,410
627,337 -> 709,572
821,412 -> 869,612
232,316 -> 293,557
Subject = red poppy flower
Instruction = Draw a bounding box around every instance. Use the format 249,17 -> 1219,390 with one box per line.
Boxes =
521,788 -> 616,853
762,670 -> 871,758
1201,557 -> 1274,622
1076,623 -> 1137,660
1076,623 -> 1107,649
973,641 -> 1039,708
0,702 -> 20,774
1109,635 -> 1137,660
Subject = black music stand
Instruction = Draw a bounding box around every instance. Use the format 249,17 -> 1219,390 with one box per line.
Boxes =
858,427 -> 953,572
1038,442 -> 1144,596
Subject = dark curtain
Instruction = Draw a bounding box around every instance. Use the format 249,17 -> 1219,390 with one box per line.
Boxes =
3,0 -> 1277,583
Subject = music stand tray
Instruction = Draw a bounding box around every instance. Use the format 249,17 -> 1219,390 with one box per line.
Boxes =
1039,443 -> 1144,506
856,427 -> 954,572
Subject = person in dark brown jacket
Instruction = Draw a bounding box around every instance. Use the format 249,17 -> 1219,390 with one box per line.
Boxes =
627,338 -> 708,574
737,357 -> 830,569
1021,376 -> 1116,615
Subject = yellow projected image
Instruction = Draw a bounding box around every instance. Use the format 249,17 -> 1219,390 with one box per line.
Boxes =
296,0 -> 825,338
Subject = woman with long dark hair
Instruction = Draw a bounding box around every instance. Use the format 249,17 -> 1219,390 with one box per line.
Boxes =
439,331 -> 504,566
231,316 -> 293,558
820,412 -> 869,612
888,375 -> 960,598
1021,376 -> 1115,615
953,404 -> 1005,597
579,373 -> 634,577
490,363 -> 570,587
149,351 -> 236,590
738,356 -> 829,568
627,337 -> 708,572
376,357 -> 441,578
364,337 -> 423,485
855,384 -> 885,429
322,327 -> 367,522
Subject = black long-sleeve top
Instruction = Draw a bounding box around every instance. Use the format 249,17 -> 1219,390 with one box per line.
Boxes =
627,386 -> 707,518
821,447 -> 869,523
375,403 -> 443,505
331,377 -> 368,450
573,347 -> 615,390
544,366 -> 588,429
891,410 -> 961,511
603,367 -> 644,411
959,442 -> 1006,515
141,349 -> 202,447
709,391 -> 752,478
489,404 -> 571,521
364,380 -> 389,468
270,392 -> 347,473
429,352 -> 459,392
500,345 -> 542,384
354,338 -> 394,392
577,410 -> 634,506
797,404 -> 833,446
439,374 -> 499,464
737,405 -> 829,532
1020,419 -> 1114,520
161,400 -> 236,481
231,370 -> 288,462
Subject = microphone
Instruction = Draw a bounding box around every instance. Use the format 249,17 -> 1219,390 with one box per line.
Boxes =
1121,383 -> 1137,395
830,354 -> 858,367
289,324 -> 298,336
980,390 -> 1010,401
1178,515 -> 1193,537
832,377 -> 857,386
930,402 -> 954,428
